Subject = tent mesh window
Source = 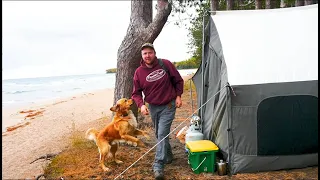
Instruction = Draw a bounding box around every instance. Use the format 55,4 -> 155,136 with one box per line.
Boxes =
257,95 -> 318,156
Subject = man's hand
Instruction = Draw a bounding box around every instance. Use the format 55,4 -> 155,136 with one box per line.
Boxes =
176,96 -> 182,108
140,105 -> 149,115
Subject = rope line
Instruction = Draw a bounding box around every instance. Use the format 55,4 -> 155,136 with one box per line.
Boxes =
114,83 -> 229,180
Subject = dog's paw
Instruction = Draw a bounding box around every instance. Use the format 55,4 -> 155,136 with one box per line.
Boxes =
126,141 -> 133,146
111,141 -> 117,145
132,142 -> 138,147
102,166 -> 110,172
107,153 -> 114,159
115,159 -> 123,164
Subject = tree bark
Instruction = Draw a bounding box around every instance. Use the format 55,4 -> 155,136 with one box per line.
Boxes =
226,0 -> 234,10
210,0 -> 219,12
238,0 -> 245,10
114,0 -> 172,114
265,0 -> 275,9
295,0 -> 304,6
255,0 -> 262,9
280,0 -> 287,8
305,0 -> 314,5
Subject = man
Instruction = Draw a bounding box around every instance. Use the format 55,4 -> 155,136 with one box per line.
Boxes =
131,43 -> 184,180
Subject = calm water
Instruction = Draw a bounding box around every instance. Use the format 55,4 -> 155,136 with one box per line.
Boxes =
2,69 -> 197,108
2,73 -> 116,108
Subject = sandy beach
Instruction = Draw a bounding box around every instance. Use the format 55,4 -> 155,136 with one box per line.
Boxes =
2,75 -> 193,179
2,88 -> 115,179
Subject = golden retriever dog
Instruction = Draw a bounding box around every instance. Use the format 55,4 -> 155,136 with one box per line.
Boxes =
85,98 -> 150,171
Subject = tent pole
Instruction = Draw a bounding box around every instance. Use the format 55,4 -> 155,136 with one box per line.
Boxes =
200,13 -> 206,132
190,79 -> 194,115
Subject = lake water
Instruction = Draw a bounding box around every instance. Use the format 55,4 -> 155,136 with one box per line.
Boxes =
2,69 -> 197,108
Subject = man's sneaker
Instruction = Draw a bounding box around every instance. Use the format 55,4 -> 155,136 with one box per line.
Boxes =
154,170 -> 164,180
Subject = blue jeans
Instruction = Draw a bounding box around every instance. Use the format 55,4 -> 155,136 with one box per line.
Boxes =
149,100 -> 176,172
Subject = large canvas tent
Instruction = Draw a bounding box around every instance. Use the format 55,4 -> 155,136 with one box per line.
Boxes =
192,4 -> 318,174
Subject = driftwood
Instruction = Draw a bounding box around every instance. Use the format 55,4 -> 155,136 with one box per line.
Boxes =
35,174 -> 45,180
30,152 -> 60,164
35,174 -> 64,180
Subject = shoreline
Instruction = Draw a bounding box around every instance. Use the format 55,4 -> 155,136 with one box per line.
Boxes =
2,74 -> 194,134
2,88 -> 114,133
1,75 -> 193,179
2,88 -> 116,179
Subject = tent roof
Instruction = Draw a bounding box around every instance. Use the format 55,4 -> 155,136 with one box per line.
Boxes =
211,5 -> 318,85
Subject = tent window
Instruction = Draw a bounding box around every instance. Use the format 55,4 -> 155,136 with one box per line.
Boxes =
257,95 -> 318,156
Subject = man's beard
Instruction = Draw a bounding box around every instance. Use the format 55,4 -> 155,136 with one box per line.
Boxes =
144,58 -> 156,66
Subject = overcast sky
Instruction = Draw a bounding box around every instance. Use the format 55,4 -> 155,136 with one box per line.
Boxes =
2,1 -> 192,79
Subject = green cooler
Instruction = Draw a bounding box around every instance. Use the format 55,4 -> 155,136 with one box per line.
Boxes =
186,140 -> 219,174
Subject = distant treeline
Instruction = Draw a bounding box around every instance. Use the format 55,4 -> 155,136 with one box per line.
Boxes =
174,56 -> 200,69
105,68 -> 117,73
106,57 -> 200,73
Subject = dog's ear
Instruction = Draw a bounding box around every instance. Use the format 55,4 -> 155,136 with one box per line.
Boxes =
110,105 -> 116,112
110,104 -> 120,112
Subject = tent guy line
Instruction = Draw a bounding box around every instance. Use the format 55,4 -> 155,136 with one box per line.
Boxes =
193,4 -> 318,174
114,84 -> 229,180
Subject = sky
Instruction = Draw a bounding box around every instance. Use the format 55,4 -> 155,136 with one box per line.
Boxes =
2,1 -> 193,80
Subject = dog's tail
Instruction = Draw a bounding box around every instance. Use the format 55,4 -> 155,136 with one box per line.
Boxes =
85,128 -> 99,143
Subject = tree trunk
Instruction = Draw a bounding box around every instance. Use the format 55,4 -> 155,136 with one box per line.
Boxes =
226,0 -> 234,10
238,0 -> 245,10
295,0 -> 304,6
210,0 -> 218,12
265,0 -> 274,9
114,0 -> 172,118
305,0 -> 314,5
255,0 -> 262,9
280,0 -> 287,8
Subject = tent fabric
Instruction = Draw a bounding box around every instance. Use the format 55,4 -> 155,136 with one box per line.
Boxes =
212,5 -> 318,85
257,95 -> 318,155
192,4 -> 318,174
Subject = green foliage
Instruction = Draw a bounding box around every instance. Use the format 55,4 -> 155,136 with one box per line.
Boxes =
43,131 -> 96,179
70,133 -> 95,149
43,157 -> 64,179
106,68 -> 117,73
175,56 -> 200,69
188,2 -> 210,65
171,0 -> 210,66
171,0 -> 313,68
283,0 -> 301,7
183,78 -> 196,92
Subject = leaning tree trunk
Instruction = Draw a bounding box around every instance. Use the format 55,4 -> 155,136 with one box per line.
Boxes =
114,0 -> 172,119
255,0 -> 262,9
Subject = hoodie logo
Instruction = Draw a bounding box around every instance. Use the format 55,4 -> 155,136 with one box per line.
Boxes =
146,69 -> 166,82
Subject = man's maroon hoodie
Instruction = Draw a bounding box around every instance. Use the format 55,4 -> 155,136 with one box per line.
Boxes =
131,58 -> 184,108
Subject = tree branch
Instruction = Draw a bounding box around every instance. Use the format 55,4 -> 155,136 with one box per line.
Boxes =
30,152 -> 60,164
239,0 -> 255,7
144,0 -> 172,42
